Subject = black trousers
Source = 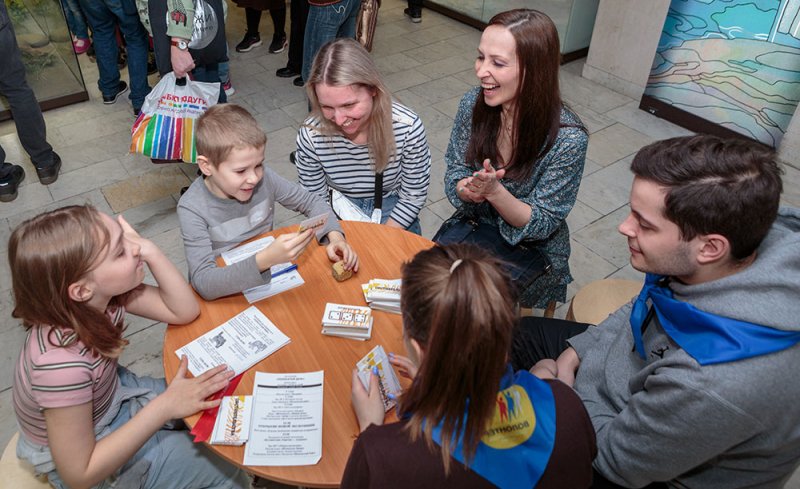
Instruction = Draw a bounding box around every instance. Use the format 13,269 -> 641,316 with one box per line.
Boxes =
510,316 -> 591,371
287,0 -> 309,73
0,2 -> 55,176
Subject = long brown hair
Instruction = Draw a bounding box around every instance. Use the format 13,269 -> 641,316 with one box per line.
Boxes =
466,9 -> 564,181
306,38 -> 396,173
8,205 -> 129,357
400,244 -> 518,472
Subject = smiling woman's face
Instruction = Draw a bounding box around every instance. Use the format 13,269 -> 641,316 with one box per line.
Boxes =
475,25 -> 520,111
315,83 -> 375,144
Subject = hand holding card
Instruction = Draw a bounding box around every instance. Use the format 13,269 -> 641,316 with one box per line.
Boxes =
298,213 -> 330,241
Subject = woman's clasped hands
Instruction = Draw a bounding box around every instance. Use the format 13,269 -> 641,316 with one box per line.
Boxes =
457,159 -> 506,203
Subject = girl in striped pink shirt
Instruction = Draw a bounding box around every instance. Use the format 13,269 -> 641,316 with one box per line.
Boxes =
10,205 -> 249,489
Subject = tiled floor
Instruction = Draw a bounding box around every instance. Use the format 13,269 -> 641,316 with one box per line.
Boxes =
2,1 -> 799,486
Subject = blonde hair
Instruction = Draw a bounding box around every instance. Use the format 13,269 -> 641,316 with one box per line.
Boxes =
196,103 -> 267,166
9,206 -> 130,357
306,38 -> 396,173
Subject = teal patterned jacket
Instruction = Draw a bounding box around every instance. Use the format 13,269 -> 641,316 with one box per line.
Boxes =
444,87 -> 588,307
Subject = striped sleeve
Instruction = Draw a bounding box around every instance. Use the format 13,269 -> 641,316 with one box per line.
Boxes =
295,124 -> 331,199
389,105 -> 430,228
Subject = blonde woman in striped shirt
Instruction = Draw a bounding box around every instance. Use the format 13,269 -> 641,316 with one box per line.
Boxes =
296,38 -> 431,235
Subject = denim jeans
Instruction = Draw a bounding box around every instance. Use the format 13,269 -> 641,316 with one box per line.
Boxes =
348,194 -> 422,235
78,0 -> 150,110
0,3 -> 55,175
60,0 -> 89,39
301,0 -> 360,82
45,368 -> 250,489
192,63 -> 227,104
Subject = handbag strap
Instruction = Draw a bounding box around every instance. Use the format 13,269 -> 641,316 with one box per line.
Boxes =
374,172 -> 383,210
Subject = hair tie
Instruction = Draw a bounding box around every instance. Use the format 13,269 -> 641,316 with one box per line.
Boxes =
449,259 -> 463,274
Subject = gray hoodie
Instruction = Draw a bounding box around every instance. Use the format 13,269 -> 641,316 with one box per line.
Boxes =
569,207 -> 800,488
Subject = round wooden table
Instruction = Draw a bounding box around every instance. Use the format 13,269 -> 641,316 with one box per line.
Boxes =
163,221 -> 434,487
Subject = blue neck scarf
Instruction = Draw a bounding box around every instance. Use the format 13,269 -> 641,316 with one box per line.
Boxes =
428,366 -> 556,489
630,273 -> 800,365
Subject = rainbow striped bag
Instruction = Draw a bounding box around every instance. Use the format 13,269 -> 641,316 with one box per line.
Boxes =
130,72 -> 220,163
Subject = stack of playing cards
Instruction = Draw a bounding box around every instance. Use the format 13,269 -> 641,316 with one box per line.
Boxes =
321,303 -> 373,340
361,279 -> 402,314
357,345 -> 402,411
210,395 -> 253,445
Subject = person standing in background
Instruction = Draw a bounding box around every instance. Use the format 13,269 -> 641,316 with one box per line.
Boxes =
301,0 -> 360,85
233,1 -> 288,54
0,1 -> 61,203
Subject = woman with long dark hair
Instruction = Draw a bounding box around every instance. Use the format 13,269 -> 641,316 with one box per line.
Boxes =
443,9 -> 588,310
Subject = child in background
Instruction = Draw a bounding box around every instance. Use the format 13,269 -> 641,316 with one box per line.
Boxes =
178,103 -> 358,301
10,205 -> 249,489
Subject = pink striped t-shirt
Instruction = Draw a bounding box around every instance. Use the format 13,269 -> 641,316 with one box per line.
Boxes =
12,308 -> 123,446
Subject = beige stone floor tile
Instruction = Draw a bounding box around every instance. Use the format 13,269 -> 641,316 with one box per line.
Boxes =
0,218 -> 10,247
254,108 -> 297,134
405,40 -> 469,65
384,68 -> 433,93
432,94 -> 464,119
416,54 -> 476,81
426,156 -> 447,204
370,35 -> 421,57
407,76 -> 474,106
0,294 -> 24,391
567,238 -> 619,293
375,52 -> 423,76
560,68 -> 634,114
281,100 -> 312,125
567,199 -> 603,234
607,263 -> 645,283
118,195 -> 181,239
149,227 -> 186,268
53,109 -> 136,147
605,101 -> 694,141
572,205 -> 632,269
120,323 -> 168,380
568,103 -> 616,134
427,126 -> 453,153
49,158 -> 129,201
586,123 -> 653,167
418,206 -> 444,240
0,180 -> 54,220
0,250 -> 8,293
6,189 -> 113,231
102,166 -> 191,213
427,197 -> 456,221
576,155 -> 635,215
583,157 -> 602,177
452,68 -> 479,87
266,126 -> 302,159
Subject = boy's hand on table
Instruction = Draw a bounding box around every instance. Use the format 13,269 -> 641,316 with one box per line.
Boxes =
325,231 -> 359,271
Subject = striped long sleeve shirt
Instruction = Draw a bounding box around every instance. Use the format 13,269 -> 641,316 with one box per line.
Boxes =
295,102 -> 431,229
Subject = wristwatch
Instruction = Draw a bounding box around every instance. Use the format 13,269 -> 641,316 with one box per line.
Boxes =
171,39 -> 189,51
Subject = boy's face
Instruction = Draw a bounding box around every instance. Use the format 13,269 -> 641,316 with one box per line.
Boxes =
200,146 -> 265,202
618,177 -> 701,280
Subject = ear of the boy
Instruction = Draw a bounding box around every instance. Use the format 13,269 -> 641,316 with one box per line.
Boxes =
197,155 -> 215,176
68,280 -> 94,303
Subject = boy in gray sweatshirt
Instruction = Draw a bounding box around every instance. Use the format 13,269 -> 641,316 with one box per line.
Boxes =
527,135 -> 800,488
177,104 -> 358,300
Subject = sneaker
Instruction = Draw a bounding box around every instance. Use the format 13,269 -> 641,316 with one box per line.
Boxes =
103,81 -> 128,104
0,165 -> 25,202
276,66 -> 300,78
236,33 -> 262,53
73,37 -> 90,54
268,33 -> 287,54
293,76 -> 304,87
35,152 -> 61,185
404,7 -> 422,23
222,79 -> 235,97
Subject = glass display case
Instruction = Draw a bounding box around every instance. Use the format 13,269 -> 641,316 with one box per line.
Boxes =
0,0 -> 88,121
425,0 -> 600,59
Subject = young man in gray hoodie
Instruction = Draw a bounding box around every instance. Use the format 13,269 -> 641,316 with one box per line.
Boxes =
524,134 -> 800,488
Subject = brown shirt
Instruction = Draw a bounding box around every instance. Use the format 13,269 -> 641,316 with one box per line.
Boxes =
341,379 -> 597,488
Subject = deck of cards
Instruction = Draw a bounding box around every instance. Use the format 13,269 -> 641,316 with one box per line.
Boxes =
362,279 -> 401,314
210,395 -> 253,446
321,303 -> 373,340
357,345 -> 402,411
